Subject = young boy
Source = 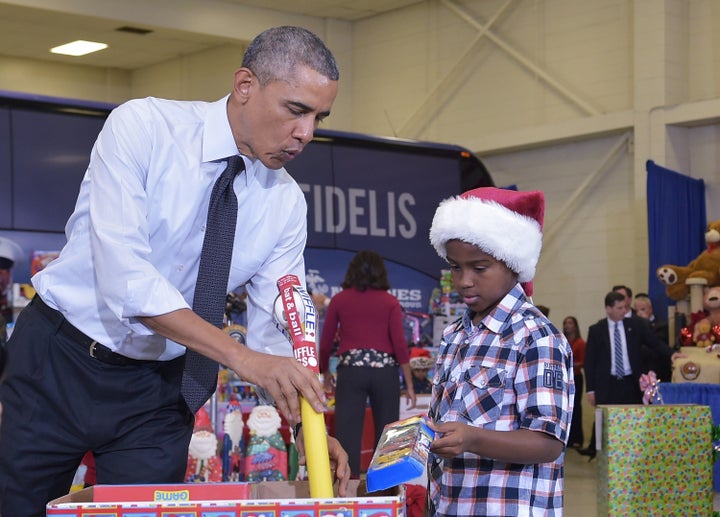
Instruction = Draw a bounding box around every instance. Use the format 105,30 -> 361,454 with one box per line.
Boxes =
427,187 -> 574,516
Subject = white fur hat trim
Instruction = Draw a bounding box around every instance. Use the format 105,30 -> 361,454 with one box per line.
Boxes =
429,196 -> 542,282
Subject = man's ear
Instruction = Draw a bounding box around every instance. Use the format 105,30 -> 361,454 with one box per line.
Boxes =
233,68 -> 254,102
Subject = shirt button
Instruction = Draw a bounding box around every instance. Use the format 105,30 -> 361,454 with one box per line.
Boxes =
178,265 -> 184,271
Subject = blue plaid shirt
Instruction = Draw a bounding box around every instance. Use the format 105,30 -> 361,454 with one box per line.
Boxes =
428,284 -> 574,516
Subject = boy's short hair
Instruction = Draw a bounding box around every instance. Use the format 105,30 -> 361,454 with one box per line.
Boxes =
429,187 -> 545,294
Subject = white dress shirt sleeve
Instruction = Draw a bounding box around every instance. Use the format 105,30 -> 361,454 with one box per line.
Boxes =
88,101 -> 190,333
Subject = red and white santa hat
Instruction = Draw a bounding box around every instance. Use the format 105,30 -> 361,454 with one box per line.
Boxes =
429,187 -> 544,295
409,347 -> 434,370
193,406 -> 214,433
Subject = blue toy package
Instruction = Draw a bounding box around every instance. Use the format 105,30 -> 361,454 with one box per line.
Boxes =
366,415 -> 435,492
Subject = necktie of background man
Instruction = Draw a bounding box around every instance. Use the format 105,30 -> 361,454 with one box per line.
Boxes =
613,321 -> 625,377
181,155 -> 244,413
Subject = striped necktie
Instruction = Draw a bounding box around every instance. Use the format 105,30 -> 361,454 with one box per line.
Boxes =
613,321 -> 625,377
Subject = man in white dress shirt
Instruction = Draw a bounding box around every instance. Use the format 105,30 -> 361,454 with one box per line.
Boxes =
0,26 -> 348,516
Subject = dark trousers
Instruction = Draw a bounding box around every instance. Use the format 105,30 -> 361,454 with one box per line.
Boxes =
587,375 -> 641,450
0,299 -> 194,517
568,372 -> 584,446
334,365 -> 400,475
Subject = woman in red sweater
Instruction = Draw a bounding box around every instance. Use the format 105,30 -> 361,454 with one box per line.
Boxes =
563,315 -> 586,449
319,250 -> 416,475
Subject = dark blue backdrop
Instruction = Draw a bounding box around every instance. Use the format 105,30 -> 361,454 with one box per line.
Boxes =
646,160 -> 706,321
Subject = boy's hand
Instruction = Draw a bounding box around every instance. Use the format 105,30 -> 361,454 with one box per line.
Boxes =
427,420 -> 476,459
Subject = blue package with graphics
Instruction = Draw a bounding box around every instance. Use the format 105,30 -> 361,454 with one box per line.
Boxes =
366,415 -> 435,492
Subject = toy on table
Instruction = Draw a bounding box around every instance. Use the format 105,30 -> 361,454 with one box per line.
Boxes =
699,286 -> 720,347
679,286 -> 720,349
702,286 -> 720,325
657,220 -> 720,301
69,451 -> 96,492
244,404 -> 288,482
185,407 -> 222,483
366,415 -> 435,493
694,319 -> 716,348
221,399 -> 245,481
273,274 -> 333,497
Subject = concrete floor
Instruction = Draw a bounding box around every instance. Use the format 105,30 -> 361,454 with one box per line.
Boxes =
564,448 -> 598,515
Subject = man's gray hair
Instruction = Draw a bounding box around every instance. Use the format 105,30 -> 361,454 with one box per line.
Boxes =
242,26 -> 339,86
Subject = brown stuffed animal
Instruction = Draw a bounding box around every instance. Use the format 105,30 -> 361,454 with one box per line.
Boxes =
703,285 -> 720,327
691,286 -> 720,348
657,220 -> 720,301
693,319 -> 715,348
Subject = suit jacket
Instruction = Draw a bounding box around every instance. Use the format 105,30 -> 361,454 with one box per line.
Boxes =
584,315 -> 673,404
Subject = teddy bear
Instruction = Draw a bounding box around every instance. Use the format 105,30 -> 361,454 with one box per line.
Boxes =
704,285 -> 720,327
657,220 -> 720,301
684,286 -> 720,349
693,319 -> 715,348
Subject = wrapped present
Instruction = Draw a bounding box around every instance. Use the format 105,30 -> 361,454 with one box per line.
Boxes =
596,404 -> 713,516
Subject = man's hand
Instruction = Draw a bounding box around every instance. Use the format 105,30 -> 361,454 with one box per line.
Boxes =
295,428 -> 351,496
586,392 -> 596,407
671,351 -> 687,362
238,351 -> 326,424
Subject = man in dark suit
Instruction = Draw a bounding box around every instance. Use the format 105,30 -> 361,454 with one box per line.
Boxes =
578,291 -> 680,458
634,293 -> 672,380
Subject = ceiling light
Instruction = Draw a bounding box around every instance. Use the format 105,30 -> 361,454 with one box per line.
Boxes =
50,40 -> 108,57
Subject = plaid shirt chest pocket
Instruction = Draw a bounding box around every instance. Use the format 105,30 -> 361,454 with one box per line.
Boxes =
455,366 -> 507,426
432,365 -> 508,426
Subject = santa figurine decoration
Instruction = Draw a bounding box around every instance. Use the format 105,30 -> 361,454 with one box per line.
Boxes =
244,405 -> 288,482
221,398 -> 246,481
185,407 -> 222,483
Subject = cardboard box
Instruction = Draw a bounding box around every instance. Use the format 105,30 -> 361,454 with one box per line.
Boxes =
47,480 -> 405,516
596,404 -> 713,516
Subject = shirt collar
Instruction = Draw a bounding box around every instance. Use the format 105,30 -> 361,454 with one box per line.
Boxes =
202,95 -> 237,163
463,282 -> 526,334
607,317 -> 624,328
202,94 -> 255,185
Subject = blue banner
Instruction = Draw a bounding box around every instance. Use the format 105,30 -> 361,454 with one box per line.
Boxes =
287,139 -> 470,279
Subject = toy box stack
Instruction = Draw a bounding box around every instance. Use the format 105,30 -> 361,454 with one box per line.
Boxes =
47,480 -> 405,516
596,404 -> 713,516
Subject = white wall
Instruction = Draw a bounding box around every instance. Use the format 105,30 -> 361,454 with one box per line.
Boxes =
0,54 -> 132,103
349,0 -> 720,332
131,44 -> 246,102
